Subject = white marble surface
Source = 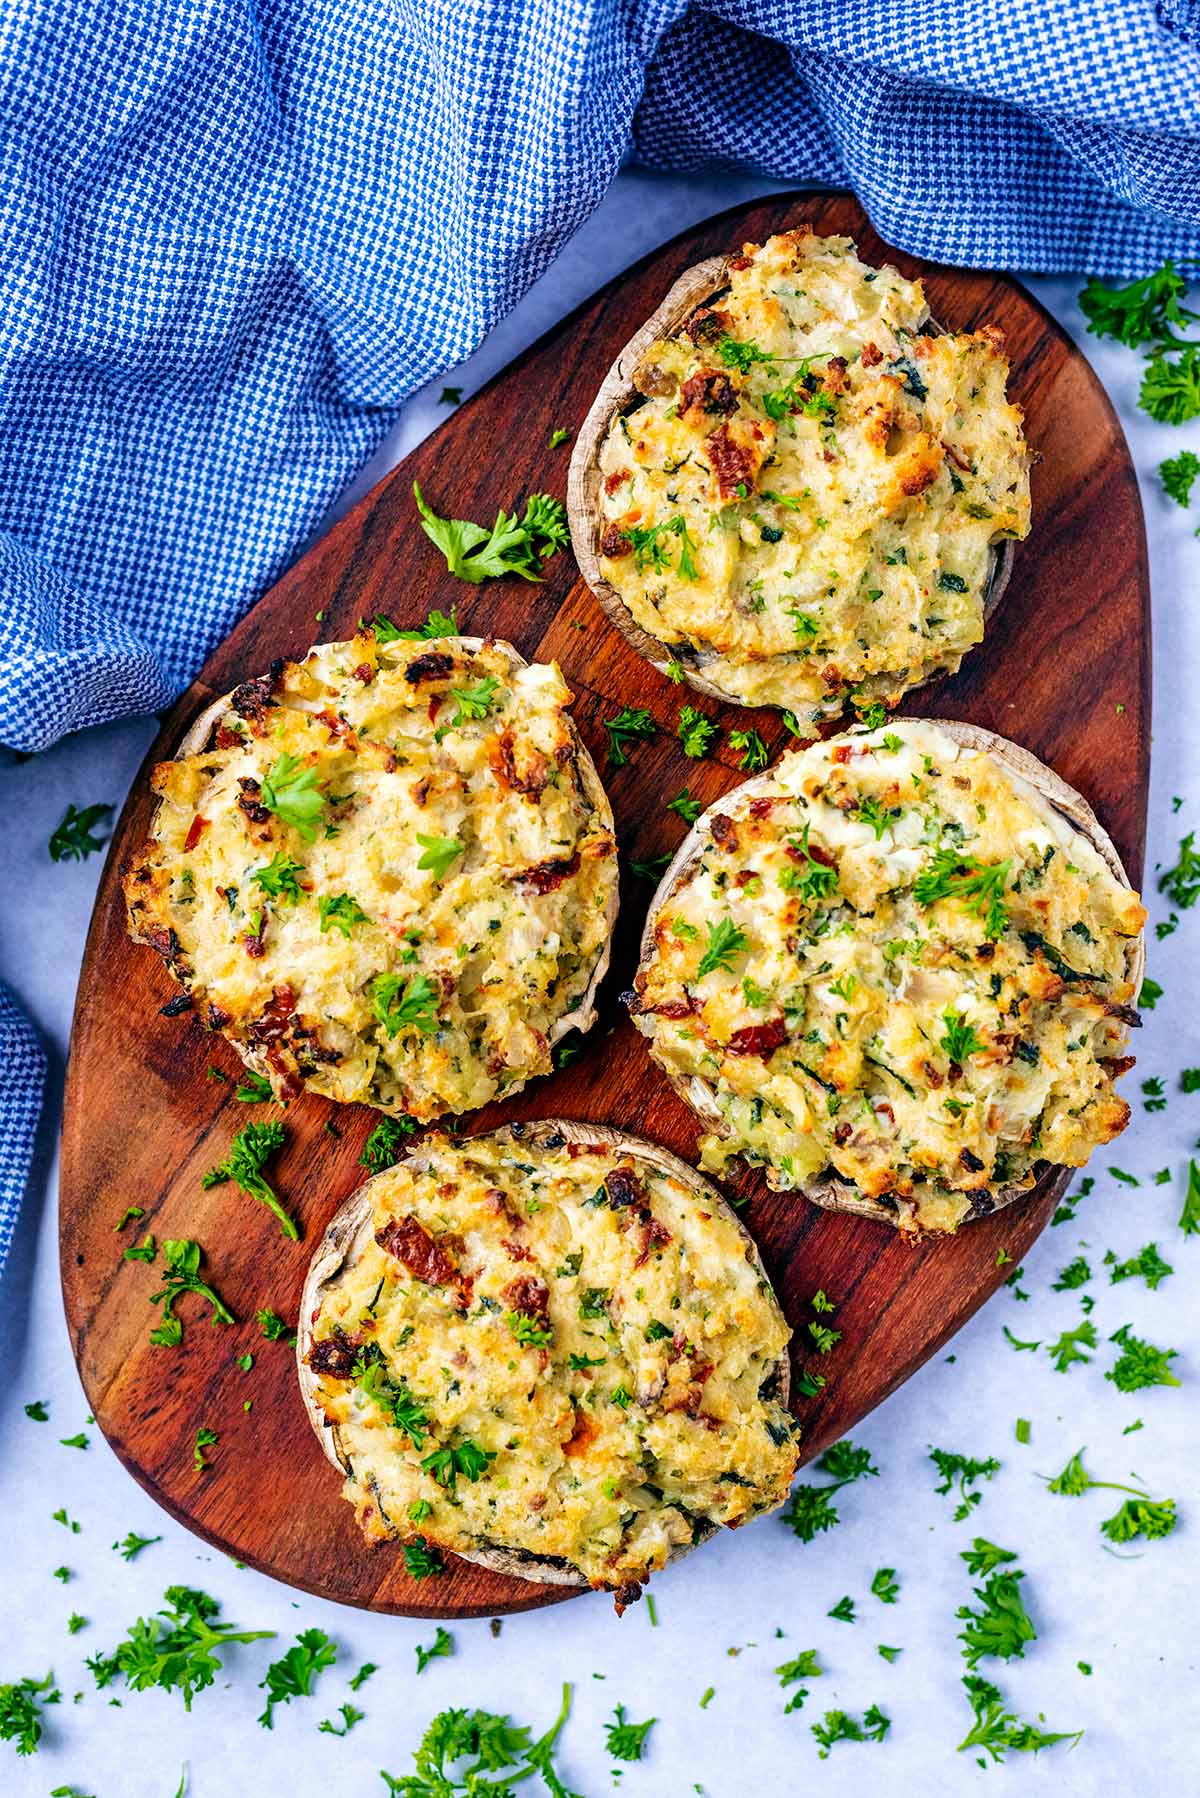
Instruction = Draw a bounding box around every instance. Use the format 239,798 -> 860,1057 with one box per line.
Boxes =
2,170 -> 1198,1798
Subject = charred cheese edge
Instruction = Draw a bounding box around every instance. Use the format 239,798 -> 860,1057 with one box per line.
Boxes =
125,635 -> 617,1120
632,720 -> 1145,1234
596,229 -> 1031,718
304,1130 -> 799,1595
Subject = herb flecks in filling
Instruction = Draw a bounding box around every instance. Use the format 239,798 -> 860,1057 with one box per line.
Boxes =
597,229 -> 1030,719
125,636 -> 617,1122
305,1135 -> 798,1597
632,721 -> 1144,1233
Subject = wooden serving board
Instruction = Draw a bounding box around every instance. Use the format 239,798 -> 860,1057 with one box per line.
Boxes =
60,192 -> 1150,1618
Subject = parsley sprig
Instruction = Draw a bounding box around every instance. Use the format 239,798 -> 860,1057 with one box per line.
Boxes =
811,1705 -> 890,1758
147,1239 -> 234,1347
602,706 -> 656,768
372,972 -> 440,1039
696,915 -> 748,979
257,1628 -> 337,1729
1080,263 -> 1198,349
260,754 -> 327,842
87,1587 -> 274,1712
782,1440 -> 878,1543
360,1115 -> 415,1173
202,1121 -> 297,1240
0,1670 -> 59,1756
605,1704 -> 656,1762
414,482 -> 568,583
49,803 -> 113,863
930,1447 -> 1000,1520
913,848 -> 1010,939
380,1683 -> 580,1798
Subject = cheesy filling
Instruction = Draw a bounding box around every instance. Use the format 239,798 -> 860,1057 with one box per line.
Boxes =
632,721 -> 1144,1233
307,1132 -> 798,1591
126,635 -> 617,1120
596,229 -> 1031,717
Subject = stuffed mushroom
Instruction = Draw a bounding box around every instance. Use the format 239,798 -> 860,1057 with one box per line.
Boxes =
630,719 -> 1145,1234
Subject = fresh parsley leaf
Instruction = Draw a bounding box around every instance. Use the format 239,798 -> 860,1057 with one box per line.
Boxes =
696,915 -> 748,979
605,1704 -> 655,1762
930,1447 -> 1000,1521
380,1684 -> 576,1794
256,1307 -> 297,1344
59,1433 -> 88,1451
1099,1496 -> 1178,1545
202,1122 -> 296,1240
782,1441 -> 878,1543
961,1538 -> 1018,1577
359,1115 -> 415,1174
318,892 -> 369,937
24,1400 -> 49,1422
414,481 -> 568,582
257,1628 -> 337,1729
318,1701 -> 365,1736
353,1346 -> 430,1447
715,334 -> 776,373
113,1531 -> 162,1561
775,1647 -> 822,1712
728,728 -> 769,772
147,1238 -> 234,1346
603,706 -> 656,767
416,835 -> 465,882
1180,1160 -> 1200,1235
251,852 -> 305,904
1161,448 -> 1200,506
811,1705 -> 890,1758
260,754 -> 326,842
1106,1323 -> 1180,1392
549,428 -> 571,448
1079,263 -> 1198,348
956,1568 -> 1036,1668
828,1594 -> 855,1623
870,1567 -> 899,1605
235,1072 -> 274,1104
957,1672 -> 1081,1763
1045,1318 -> 1097,1373
778,822 -> 838,904
1104,1241 -> 1173,1289
372,972 -> 439,1039
1052,1256 -> 1091,1291
0,1669 -> 60,1755
1140,345 -> 1200,425
626,514 -> 699,580
402,1537 -> 443,1579
49,803 -> 113,863
193,1425 -> 217,1473
667,787 -> 702,823
372,607 -> 459,642
348,1662 -> 377,1691
415,1626 -> 454,1675
88,1587 -> 274,1712
1046,1447 -> 1143,1500
1159,832 -> 1200,909
630,852 -> 672,882
940,1007 -> 983,1063
914,848 -> 1010,939
677,705 -> 719,758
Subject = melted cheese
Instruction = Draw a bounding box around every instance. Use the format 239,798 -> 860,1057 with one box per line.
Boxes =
126,635 -> 617,1119
596,229 -> 1031,717
308,1132 -> 798,1592
633,721 -> 1145,1232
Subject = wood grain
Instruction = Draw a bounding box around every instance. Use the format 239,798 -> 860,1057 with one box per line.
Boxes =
59,191 -> 1150,1619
